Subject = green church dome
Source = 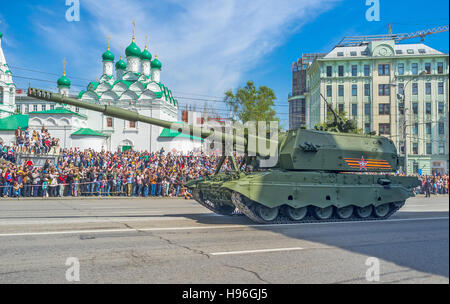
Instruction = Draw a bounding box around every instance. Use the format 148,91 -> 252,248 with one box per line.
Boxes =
115,56 -> 127,70
151,56 -> 162,69
57,74 -> 71,87
125,41 -> 141,58
140,47 -> 152,61
102,49 -> 115,62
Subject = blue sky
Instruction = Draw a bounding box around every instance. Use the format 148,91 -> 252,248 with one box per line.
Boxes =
0,0 -> 448,128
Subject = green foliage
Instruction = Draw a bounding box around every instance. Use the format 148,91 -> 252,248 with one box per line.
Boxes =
224,81 -> 278,123
315,109 -> 363,134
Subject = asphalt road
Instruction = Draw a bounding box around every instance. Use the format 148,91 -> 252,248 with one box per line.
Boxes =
0,195 -> 448,284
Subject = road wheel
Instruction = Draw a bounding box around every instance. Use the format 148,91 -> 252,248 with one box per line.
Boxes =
285,206 -> 308,221
356,205 -> 373,218
256,204 -> 279,222
336,206 -> 354,219
374,204 -> 390,218
313,206 -> 334,220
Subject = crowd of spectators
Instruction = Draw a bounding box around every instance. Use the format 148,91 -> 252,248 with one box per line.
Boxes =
416,175 -> 449,196
0,126 -> 60,163
0,148 -> 240,199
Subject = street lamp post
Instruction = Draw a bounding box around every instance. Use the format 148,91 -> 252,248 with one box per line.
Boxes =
396,70 -> 427,175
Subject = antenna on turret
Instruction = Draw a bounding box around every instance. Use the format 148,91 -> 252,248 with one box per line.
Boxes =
319,93 -> 342,126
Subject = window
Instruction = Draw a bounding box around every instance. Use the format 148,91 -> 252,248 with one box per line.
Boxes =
129,121 -> 136,128
33,105 -> 38,112
352,84 -> 357,96
439,122 -> 445,134
50,104 -> 55,110
425,83 -> 431,95
398,83 -> 404,95
326,85 -> 332,97
426,123 -> 431,134
350,51 -> 357,56
24,106 -> 29,114
438,82 -> 444,94
351,65 -> 357,76
398,63 -> 404,75
412,103 -> 418,115
379,104 -> 390,115
41,104 -> 46,111
338,85 -> 344,97
351,104 -> 357,116
413,123 -> 419,135
378,84 -> 390,96
338,66 -> 344,77
338,104 -> 344,113
379,123 -> 391,135
0,87 -> 3,104
426,143 -> 432,155
407,49 -> 414,54
106,117 -> 113,128
337,52 -> 344,57
438,102 -> 444,114
439,143 -> 445,155
75,107 -> 80,113
419,49 -> 426,54
396,49 -> 403,55
364,103 -> 371,115
361,50 -> 369,56
426,103 -> 431,114
326,66 -> 332,77
437,62 -> 444,74
364,65 -> 370,76
364,84 -> 370,96
425,63 -> 431,74
412,63 -> 418,75
413,143 -> 418,155
378,64 -> 390,76
16,105 -> 21,113
365,123 -> 371,134
412,83 -> 418,95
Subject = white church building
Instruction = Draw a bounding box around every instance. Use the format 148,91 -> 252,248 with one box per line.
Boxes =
0,29 -> 203,153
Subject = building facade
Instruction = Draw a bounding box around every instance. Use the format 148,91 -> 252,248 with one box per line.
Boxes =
302,39 -> 448,175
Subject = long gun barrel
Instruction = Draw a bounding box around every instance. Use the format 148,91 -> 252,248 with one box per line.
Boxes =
27,88 -> 278,155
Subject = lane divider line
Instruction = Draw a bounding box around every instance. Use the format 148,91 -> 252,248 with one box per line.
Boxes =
211,247 -> 304,256
0,216 -> 448,238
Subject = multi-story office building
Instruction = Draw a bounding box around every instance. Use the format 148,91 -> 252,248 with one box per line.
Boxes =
288,53 -> 325,130
302,39 -> 448,175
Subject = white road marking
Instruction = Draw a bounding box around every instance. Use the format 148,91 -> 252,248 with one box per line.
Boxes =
211,247 -> 304,256
0,216 -> 447,238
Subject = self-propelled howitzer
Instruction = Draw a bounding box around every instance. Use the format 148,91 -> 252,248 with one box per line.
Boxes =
28,87 -> 420,224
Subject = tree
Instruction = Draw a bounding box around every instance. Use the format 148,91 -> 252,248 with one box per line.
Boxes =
315,109 -> 363,134
224,81 -> 278,123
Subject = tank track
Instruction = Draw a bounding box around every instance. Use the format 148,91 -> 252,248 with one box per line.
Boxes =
192,189 -> 242,216
230,191 -> 405,224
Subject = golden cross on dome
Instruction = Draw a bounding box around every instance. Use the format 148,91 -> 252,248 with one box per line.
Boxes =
145,34 -> 148,49
107,35 -> 111,50
62,58 -> 67,76
120,45 -> 123,59
132,20 -> 135,42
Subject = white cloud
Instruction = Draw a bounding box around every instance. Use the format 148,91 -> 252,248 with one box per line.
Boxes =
32,0 -> 340,102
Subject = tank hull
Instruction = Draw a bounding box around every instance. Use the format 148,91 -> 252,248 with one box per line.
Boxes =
188,170 -> 420,224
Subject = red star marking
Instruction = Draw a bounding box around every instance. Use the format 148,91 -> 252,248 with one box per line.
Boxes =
358,156 -> 368,170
